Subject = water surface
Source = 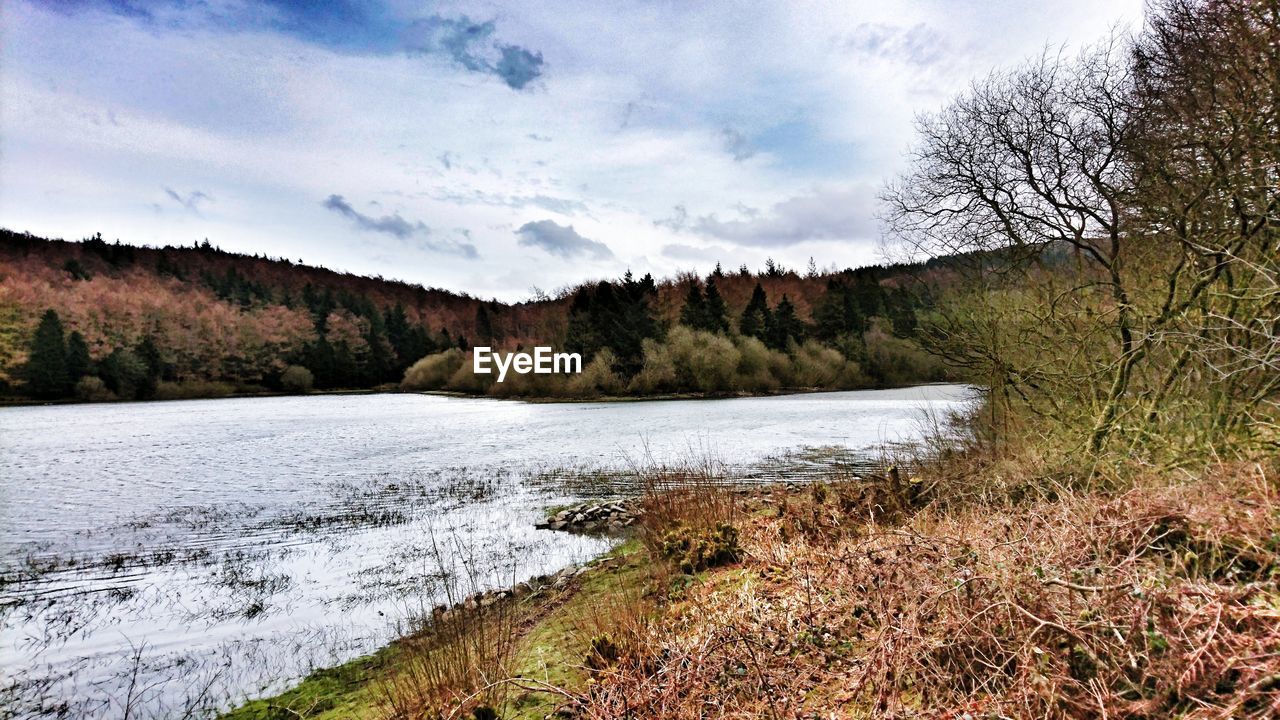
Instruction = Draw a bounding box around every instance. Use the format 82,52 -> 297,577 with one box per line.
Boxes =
0,385 -> 972,718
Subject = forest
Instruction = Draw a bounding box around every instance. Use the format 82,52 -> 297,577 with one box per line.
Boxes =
0,229 -> 952,403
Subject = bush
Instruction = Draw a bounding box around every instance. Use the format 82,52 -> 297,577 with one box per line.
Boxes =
732,336 -> 784,392
790,340 -> 868,389
863,319 -> 948,387
660,522 -> 741,574
74,375 -> 115,402
564,348 -> 624,398
444,354 -> 493,394
154,379 -> 235,400
401,349 -> 465,390
630,327 -> 743,394
280,365 -> 314,394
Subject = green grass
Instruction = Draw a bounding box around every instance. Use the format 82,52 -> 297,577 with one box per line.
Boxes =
219,648 -> 395,720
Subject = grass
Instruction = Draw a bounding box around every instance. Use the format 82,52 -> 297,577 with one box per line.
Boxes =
219,650 -> 391,720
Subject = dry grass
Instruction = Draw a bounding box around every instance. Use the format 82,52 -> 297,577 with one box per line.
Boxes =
575,462 -> 1280,718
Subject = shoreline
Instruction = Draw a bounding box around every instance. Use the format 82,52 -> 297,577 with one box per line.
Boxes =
0,380 -> 961,410
220,462 -> 1280,719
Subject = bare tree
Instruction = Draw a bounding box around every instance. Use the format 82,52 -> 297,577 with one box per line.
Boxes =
882,0 -> 1278,462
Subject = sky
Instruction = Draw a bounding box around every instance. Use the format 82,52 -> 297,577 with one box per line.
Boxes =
0,0 -> 1144,301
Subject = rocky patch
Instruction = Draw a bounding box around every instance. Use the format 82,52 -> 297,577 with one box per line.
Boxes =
535,500 -> 640,534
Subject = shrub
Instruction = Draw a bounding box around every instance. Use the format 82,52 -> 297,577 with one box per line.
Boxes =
628,338 -> 678,394
280,365 -> 314,394
732,335 -> 783,392
659,522 -> 741,574
444,354 -> 493,394
74,375 -> 115,402
401,349 -> 465,390
564,348 -> 624,397
790,340 -> 867,389
666,326 -> 740,392
154,379 -> 235,400
863,319 -> 947,387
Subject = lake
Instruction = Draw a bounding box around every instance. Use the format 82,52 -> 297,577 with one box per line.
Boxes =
0,385 -> 973,718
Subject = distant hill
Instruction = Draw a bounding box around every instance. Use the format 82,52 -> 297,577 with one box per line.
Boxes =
0,229 -> 955,401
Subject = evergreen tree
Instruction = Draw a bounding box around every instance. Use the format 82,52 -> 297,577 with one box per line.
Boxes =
564,271 -> 660,376
66,331 -> 92,382
851,272 -> 885,319
474,304 -> 495,345
362,310 -> 394,384
739,283 -> 770,340
702,277 -> 729,333
886,287 -> 919,337
331,340 -> 358,386
679,282 -> 706,329
303,337 -> 336,389
100,347 -> 148,400
24,309 -> 69,398
765,295 -> 804,350
135,334 -> 166,398
812,279 -> 865,343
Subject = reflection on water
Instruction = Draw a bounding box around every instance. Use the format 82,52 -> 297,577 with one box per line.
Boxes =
0,385 -> 973,718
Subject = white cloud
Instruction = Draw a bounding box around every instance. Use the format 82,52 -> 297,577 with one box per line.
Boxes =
0,0 -> 1144,300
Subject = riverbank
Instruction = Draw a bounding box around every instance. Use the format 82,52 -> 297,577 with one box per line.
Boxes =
222,461 -> 1280,718
0,380 -> 955,409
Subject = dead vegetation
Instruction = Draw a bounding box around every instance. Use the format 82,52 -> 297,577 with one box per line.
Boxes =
571,462 -> 1279,718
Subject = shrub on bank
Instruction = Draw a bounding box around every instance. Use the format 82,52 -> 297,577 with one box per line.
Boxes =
401,348 -> 465,390
74,375 -> 115,402
398,323 -> 943,398
154,379 -> 235,400
280,365 -> 314,394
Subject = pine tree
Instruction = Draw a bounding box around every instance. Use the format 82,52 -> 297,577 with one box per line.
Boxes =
812,280 -> 865,343
66,331 -> 92,382
887,287 -> 919,337
679,282 -> 706,329
24,309 -> 69,398
135,334 -> 165,398
739,283 -> 770,339
564,272 -> 660,376
765,295 -> 804,350
703,277 -> 729,333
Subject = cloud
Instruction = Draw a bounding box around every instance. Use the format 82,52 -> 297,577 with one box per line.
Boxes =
163,187 -> 210,213
404,15 -> 544,90
720,128 -> 755,161
660,243 -> 734,263
837,23 -> 949,67
428,188 -> 589,216
516,220 -> 613,260
323,194 -> 478,258
690,188 -> 878,247
495,45 -> 544,90
653,205 -> 689,231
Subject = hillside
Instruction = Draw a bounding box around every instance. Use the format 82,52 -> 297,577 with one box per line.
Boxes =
0,230 -> 953,402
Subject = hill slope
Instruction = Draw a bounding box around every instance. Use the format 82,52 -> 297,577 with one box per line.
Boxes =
1,230 -> 952,401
